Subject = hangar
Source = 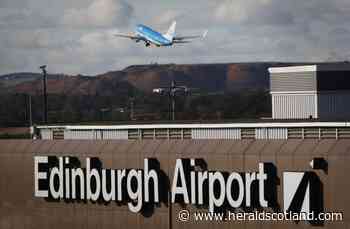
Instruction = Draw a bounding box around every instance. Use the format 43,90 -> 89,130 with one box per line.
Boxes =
269,64 -> 350,120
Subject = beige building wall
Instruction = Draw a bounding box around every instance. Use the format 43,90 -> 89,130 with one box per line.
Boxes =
0,139 -> 349,229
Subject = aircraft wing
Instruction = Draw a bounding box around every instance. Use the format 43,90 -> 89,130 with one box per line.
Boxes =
173,40 -> 192,44
114,33 -> 139,40
173,30 -> 208,41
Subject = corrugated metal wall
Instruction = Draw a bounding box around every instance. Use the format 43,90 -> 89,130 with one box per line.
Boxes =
101,130 -> 128,139
317,70 -> 350,91
270,68 -> 350,120
42,126 -> 350,140
191,128 -> 241,139
318,92 -> 350,119
64,130 -> 95,139
255,128 -> 288,139
63,129 -> 128,140
272,93 -> 317,119
270,72 -> 316,92
40,129 -> 53,140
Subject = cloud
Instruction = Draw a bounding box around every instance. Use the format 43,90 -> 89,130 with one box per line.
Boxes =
0,8 -> 57,29
62,0 -> 134,28
211,0 -> 350,61
0,0 -> 134,29
151,10 -> 184,27
214,0 -> 294,26
1,0 -> 350,75
213,0 -> 350,28
0,0 -> 29,9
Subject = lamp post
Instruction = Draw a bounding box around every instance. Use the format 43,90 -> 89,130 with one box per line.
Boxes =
28,94 -> 32,127
39,65 -> 48,124
170,81 -> 176,121
27,94 -> 34,139
129,97 -> 135,121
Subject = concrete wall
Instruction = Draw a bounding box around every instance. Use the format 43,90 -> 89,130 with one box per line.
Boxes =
0,139 -> 349,229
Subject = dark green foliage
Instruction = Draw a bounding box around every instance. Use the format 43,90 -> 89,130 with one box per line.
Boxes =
0,90 -> 271,126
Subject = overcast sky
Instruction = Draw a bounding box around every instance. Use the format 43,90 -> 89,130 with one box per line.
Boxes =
1,0 -> 350,75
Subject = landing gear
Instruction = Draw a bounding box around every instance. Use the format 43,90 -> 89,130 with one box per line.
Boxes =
145,43 -> 150,47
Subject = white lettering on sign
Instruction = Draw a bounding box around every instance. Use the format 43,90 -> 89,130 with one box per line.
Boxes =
34,156 -> 322,216
34,156 -> 160,213
170,159 -> 269,212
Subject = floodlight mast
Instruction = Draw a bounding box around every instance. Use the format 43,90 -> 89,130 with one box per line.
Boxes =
39,65 -> 48,124
153,80 -> 189,121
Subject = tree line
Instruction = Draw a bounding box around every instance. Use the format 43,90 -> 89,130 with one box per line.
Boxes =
0,90 -> 271,127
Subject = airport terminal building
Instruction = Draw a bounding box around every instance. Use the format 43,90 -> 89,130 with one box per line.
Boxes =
0,65 -> 349,229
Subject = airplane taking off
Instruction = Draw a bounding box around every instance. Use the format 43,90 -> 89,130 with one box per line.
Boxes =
114,21 -> 208,47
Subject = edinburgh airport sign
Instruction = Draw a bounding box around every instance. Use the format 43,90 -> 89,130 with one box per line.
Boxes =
34,156 -> 324,215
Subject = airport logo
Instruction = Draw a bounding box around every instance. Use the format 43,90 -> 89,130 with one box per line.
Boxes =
283,171 -> 323,216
